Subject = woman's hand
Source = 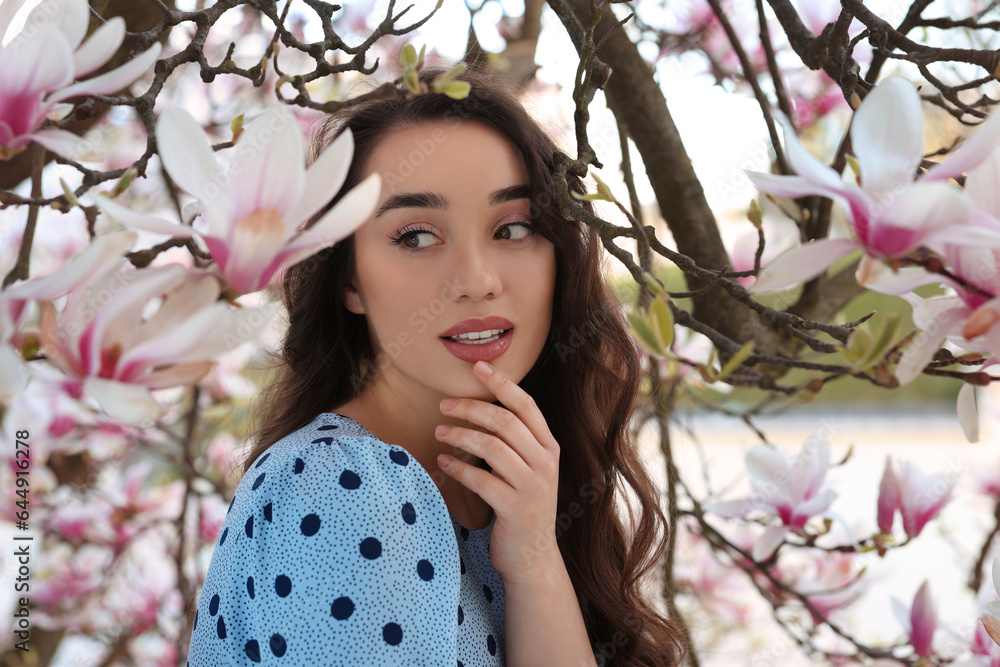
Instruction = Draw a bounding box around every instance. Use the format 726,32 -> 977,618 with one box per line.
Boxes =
434,359 -> 562,584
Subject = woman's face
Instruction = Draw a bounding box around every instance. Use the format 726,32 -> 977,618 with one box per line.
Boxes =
342,120 -> 556,403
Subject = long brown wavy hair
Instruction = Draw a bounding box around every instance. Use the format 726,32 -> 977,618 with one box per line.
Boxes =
242,64 -> 686,665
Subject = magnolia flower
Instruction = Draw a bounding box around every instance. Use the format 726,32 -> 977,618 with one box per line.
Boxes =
747,77 -> 1000,294
8,232 -> 275,422
0,0 -> 162,159
981,558 -> 1000,648
876,456 -> 957,539
893,580 -> 937,659
895,145 -> 1000,387
0,291 -> 31,400
96,105 -> 382,294
706,436 -> 837,561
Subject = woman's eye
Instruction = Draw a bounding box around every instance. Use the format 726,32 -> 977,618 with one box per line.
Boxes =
498,222 -> 535,241
390,227 -> 436,249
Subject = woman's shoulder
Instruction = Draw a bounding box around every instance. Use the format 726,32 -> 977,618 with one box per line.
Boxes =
231,412 -> 444,522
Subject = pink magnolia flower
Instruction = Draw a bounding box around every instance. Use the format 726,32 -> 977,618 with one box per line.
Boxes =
0,0 -> 161,159
10,232 -> 275,422
706,436 -> 837,561
0,291 -> 31,400
746,77 -> 1000,294
876,456 -> 956,539
893,580 -> 937,658
96,104 -> 381,294
981,557 -> 1000,650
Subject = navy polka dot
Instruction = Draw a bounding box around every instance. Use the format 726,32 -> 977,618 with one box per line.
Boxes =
331,596 -> 354,620
185,413 -> 519,665
270,633 -> 287,657
383,622 -> 403,645
245,639 -> 260,662
275,574 -> 291,597
360,537 -> 382,559
301,513 -> 320,536
340,470 -> 361,489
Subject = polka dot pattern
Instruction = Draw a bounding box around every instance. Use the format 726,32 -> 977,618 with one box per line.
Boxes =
187,412 -> 486,664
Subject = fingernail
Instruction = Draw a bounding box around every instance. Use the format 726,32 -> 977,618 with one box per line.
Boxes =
475,360 -> 494,376
436,424 -> 452,437
440,398 -> 457,411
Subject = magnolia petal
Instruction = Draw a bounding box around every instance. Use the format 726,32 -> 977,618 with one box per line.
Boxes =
878,181 -> 974,233
5,231 -> 136,301
85,265 -> 188,376
0,344 -> 29,401
116,302 -> 232,379
746,170 -> 861,217
924,108 -> 1000,185
155,106 -> 225,208
851,78 -> 924,206
896,306 -> 966,385
775,112 -> 849,193
909,580 -> 936,658
749,238 -> 861,294
703,498 -> 754,518
957,383 -> 979,443
992,557 -> 1000,598
793,488 -> 836,522
222,208 -> 288,294
73,16 -> 125,78
45,103 -> 74,122
891,596 -> 911,634
96,195 -> 196,237
965,146 -> 1000,218
284,127 -> 355,227
25,129 -> 99,161
877,456 -> 898,533
799,436 -> 831,500
0,0 -> 28,42
125,273 -> 221,352
980,613 -> 1000,648
83,376 -> 162,426
266,172 -> 382,278
142,360 -> 214,390
0,30 -> 74,116
227,106 -> 305,223
48,41 -> 162,104
31,0 -> 89,50
197,301 -> 280,360
752,525 -> 787,562
857,256 -> 940,295
37,300 -> 84,378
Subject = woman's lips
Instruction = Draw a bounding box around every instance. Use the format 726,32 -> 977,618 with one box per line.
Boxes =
440,328 -> 514,363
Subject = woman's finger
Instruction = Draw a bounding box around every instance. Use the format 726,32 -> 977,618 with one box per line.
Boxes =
435,424 -> 532,490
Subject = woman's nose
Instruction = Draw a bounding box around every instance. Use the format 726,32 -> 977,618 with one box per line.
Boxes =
448,244 -> 503,301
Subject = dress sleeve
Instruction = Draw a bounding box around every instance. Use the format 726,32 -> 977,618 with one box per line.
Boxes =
186,424 -> 461,666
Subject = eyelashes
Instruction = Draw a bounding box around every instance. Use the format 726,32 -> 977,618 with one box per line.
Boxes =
388,221 -> 537,250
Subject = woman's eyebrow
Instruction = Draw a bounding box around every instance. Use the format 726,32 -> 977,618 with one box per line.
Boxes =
373,184 -> 530,219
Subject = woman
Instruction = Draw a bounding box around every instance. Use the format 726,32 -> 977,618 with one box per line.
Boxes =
187,64 -> 685,665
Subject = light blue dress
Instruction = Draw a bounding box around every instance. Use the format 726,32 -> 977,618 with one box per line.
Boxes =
186,412 -> 506,666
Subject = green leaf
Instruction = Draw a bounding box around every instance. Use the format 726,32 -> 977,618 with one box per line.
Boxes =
747,198 -> 763,228
230,113 -> 245,136
432,61 -> 467,90
716,341 -> 755,381
400,44 -> 417,68
404,68 -> 421,95
591,172 -> 615,201
416,44 -> 426,69
60,178 -> 80,207
109,167 -> 138,198
846,154 -> 861,181
440,80 -> 470,100
648,297 -> 675,350
627,311 -> 666,358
